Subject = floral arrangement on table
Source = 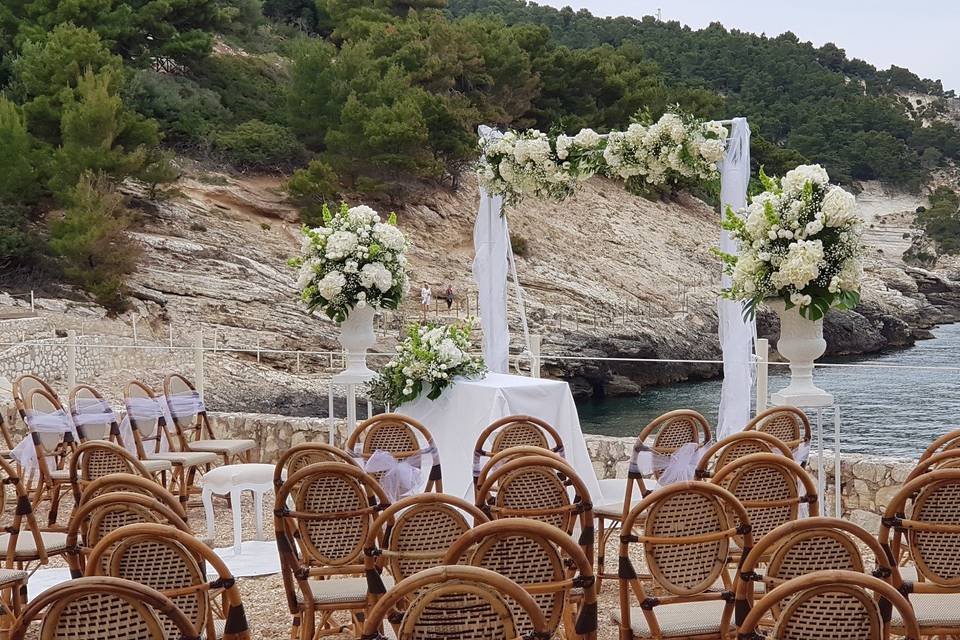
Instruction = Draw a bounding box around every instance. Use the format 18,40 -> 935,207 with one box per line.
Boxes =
290,202 -> 409,322
368,320 -> 486,408
477,110 -> 728,206
716,164 -> 864,320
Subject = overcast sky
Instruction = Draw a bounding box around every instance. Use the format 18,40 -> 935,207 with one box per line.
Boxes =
536,0 -> 959,92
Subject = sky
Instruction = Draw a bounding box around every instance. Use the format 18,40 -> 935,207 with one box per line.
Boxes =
536,0 -> 960,92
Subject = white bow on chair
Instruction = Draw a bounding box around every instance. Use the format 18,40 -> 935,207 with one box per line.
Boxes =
361,443 -> 440,502
630,441 -> 707,486
12,409 -> 79,481
122,396 -> 175,454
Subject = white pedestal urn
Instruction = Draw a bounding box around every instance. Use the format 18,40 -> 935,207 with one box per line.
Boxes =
337,304 -> 377,378
768,299 -> 833,407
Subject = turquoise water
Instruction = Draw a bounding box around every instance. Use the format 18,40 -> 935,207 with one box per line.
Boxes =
577,323 -> 960,458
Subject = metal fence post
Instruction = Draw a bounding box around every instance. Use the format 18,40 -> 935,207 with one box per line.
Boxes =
29,291 -> 34,312
66,330 -> 77,388
755,337 -> 769,414
195,331 -> 205,399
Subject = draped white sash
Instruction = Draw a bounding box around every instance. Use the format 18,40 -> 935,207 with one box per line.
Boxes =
356,443 -> 440,502
629,441 -> 707,487
165,390 -> 206,419
12,409 -> 79,481
122,396 -> 173,453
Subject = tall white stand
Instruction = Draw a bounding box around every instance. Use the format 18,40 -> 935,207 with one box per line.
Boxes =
327,371 -> 375,446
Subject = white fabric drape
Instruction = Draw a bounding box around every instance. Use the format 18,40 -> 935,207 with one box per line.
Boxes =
473,126 -> 511,373
717,117 -> 757,439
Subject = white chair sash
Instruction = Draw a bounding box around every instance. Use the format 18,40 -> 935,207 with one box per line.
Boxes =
122,396 -> 173,453
12,409 -> 79,481
165,390 -> 206,418
71,398 -> 114,426
629,441 -> 707,486
355,442 -> 440,502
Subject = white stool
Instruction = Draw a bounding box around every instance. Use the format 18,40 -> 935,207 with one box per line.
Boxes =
199,463 -> 280,555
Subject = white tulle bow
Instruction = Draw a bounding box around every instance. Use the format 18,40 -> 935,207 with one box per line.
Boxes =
630,441 -> 707,486
12,409 -> 79,481
359,443 -> 440,502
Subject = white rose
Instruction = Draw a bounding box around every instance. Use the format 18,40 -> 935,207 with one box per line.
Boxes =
573,128 -> 601,147
555,135 -> 572,160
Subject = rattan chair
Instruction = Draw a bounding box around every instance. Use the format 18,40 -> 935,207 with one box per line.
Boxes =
878,468 -> 960,638
730,516 -> 895,630
19,386 -> 77,527
744,406 -> 812,461
87,522 -> 250,640
920,429 -> 960,462
615,482 -> 750,640
346,413 -> 443,495
67,383 -> 122,443
445,518 -> 598,640
596,409 -> 712,591
694,431 -> 794,480
275,443 -> 358,482
472,415 -> 565,487
359,565 -> 550,640
9,576 -> 199,640
274,461 -> 390,639
475,453 -> 595,565
125,380 -> 218,511
736,570 -> 920,640
68,440 -> 163,502
164,373 -> 257,464
474,445 -> 569,496
65,473 -> 190,577
364,493 -> 488,594
709,452 -> 818,556
0,455 -> 66,574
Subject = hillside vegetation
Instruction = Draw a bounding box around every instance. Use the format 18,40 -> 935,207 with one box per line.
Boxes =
1,0 -> 958,311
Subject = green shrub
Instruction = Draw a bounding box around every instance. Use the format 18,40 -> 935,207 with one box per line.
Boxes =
510,233 -> 529,257
124,70 -> 230,148
189,55 -> 290,126
286,159 -> 340,225
212,119 -> 304,169
47,173 -> 137,313
0,205 -> 42,271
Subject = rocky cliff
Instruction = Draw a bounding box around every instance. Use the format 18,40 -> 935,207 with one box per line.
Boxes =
4,168 -> 959,409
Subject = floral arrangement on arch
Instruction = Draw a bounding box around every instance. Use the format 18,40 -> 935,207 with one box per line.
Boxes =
476,111 -> 728,206
368,320 -> 486,408
716,164 -> 864,320
290,202 -> 409,322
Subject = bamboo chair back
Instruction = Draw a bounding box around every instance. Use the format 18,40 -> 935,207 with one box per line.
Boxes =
22,386 -> 76,462
365,493 -> 487,591
695,431 -> 793,480
745,405 -> 812,453
475,454 -> 595,563
360,565 -> 549,640
445,518 -> 598,640
68,383 -> 120,443
347,413 -> 443,493
474,445 -> 568,495
123,380 -> 177,456
9,576 -> 198,640
737,570 -> 920,640
274,442 -> 358,489
68,441 -> 155,502
710,452 -> 818,547
473,415 -> 564,482
617,482 -> 750,639
11,374 -> 56,424
163,373 -> 214,447
920,428 -> 960,462
88,523 -> 250,640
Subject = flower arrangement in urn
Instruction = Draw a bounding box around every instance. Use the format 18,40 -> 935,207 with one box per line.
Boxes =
477,110 -> 728,206
716,164 -> 864,405
291,202 -> 409,377
368,320 -> 486,408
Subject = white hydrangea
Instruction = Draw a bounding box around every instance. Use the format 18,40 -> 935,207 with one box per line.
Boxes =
771,240 -> 824,290
359,262 -> 393,293
555,135 -> 572,160
436,338 -> 464,366
325,230 -> 358,260
316,271 -> 346,300
829,258 -> 863,293
573,128 -> 601,147
373,222 -> 406,252
296,260 -> 318,290
781,164 -> 830,194
744,192 -> 778,238
347,205 -> 379,226
821,187 -> 858,227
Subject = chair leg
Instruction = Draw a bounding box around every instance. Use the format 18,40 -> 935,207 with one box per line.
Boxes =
47,481 -> 63,528
202,487 -> 216,543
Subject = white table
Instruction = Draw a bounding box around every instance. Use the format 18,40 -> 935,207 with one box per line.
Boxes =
399,373 -> 602,502
200,463 -> 281,555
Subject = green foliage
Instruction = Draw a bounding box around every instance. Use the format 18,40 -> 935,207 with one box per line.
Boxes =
211,119 -> 304,168
915,187 -> 960,254
509,232 -> 528,257
0,205 -> 42,271
139,149 -> 181,199
0,96 -> 42,204
189,54 -> 290,126
49,69 -> 159,199
47,173 -> 137,312
286,159 -> 340,225
124,69 -> 230,148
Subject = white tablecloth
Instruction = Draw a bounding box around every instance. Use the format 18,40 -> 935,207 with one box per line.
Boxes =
399,373 -> 602,502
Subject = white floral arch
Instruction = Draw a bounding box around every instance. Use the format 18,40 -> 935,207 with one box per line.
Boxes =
472,116 -> 755,438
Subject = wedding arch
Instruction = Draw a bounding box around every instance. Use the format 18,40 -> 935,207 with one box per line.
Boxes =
471,116 -> 754,438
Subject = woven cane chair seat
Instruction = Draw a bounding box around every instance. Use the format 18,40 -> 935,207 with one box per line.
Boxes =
49,468 -> 71,481
188,439 -> 257,456
891,592 -> 960,628
295,575 -> 396,605
147,450 -> 219,466
140,458 -> 173,473
612,600 -> 733,638
0,568 -> 27,586
0,531 -> 67,558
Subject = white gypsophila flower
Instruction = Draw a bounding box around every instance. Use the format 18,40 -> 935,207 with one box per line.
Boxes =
781,164 -> 830,194
372,222 -> 406,252
770,239 -> 824,290
359,262 -> 393,293
821,187 -> 858,228
573,128 -> 601,148
344,260 -> 358,274
316,271 -> 346,300
325,230 -> 358,260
